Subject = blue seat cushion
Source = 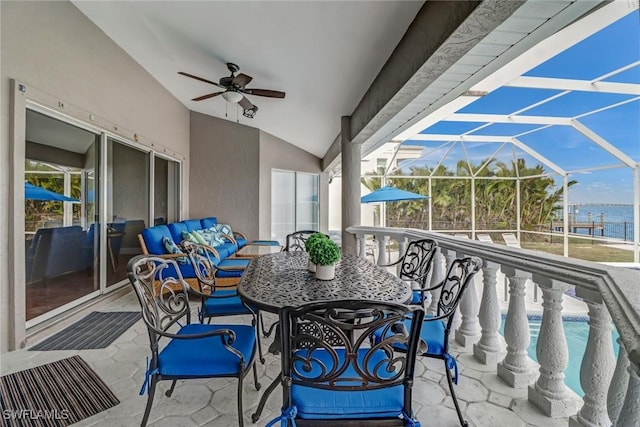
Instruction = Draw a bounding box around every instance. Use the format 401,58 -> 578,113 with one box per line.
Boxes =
411,290 -> 422,304
217,258 -> 250,269
250,240 -> 280,246
158,323 -> 256,377
141,225 -> 173,255
183,219 -> 203,232
167,222 -> 189,243
291,348 -> 404,420
373,315 -> 446,356
217,242 -> 238,259
200,217 -> 218,229
203,289 -> 253,316
235,237 -> 248,249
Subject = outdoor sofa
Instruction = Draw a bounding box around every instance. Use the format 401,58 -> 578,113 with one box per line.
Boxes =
138,217 -> 252,288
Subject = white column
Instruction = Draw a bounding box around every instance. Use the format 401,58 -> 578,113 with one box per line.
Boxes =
569,290 -> 615,427
474,261 -> 505,364
376,234 -> 389,266
528,276 -> 579,418
357,234 -> 366,258
607,338 -> 630,426
498,267 -> 537,387
454,247 -> 481,347
341,115 -> 360,256
615,363 -> 640,427
427,248 -> 444,316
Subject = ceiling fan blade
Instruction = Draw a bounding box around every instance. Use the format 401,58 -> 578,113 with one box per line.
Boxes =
232,73 -> 253,88
238,96 -> 254,110
192,92 -> 224,101
178,72 -> 224,88
244,89 -> 285,98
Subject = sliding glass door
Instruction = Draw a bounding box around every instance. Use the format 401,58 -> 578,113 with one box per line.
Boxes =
271,170 -> 319,244
23,108 -> 182,325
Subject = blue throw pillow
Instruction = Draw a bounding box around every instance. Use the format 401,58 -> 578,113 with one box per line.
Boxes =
196,229 -> 222,247
162,236 -> 188,264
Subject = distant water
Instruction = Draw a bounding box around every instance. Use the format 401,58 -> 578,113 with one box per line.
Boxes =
555,204 -> 635,241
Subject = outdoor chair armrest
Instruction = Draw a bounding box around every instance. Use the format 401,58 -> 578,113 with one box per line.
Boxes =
220,233 -> 238,245
377,257 -> 404,268
233,231 -> 247,240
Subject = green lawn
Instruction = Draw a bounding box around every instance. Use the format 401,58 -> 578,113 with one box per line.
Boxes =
521,241 -> 634,263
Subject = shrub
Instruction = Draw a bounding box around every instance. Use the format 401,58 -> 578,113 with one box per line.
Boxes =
308,238 -> 341,266
305,232 -> 328,253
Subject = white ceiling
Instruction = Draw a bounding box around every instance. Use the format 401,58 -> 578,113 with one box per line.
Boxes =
72,1 -> 424,158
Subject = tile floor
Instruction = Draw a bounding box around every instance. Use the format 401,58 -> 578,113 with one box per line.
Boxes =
1,291 -> 579,427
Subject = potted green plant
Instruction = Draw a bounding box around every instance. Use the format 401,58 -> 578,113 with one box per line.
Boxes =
305,233 -> 329,272
308,237 -> 341,280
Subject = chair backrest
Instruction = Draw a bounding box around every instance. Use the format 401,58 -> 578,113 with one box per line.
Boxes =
476,234 -> 493,243
284,230 -> 327,252
279,300 -> 424,410
181,241 -> 220,293
397,238 -> 438,288
127,255 -> 192,347
502,233 -> 521,248
435,257 -> 482,329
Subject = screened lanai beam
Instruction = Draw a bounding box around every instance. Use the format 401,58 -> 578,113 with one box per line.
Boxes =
506,76 -> 640,96
510,137 -> 566,176
571,120 -> 637,168
447,113 -> 571,126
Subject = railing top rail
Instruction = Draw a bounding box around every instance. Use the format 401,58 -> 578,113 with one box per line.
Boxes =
347,225 -> 640,371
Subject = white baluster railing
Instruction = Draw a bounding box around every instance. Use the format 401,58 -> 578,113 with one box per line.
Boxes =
348,225 -> 640,425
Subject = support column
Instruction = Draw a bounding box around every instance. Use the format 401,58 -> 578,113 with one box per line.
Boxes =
616,363 -> 640,427
357,234 -> 366,258
376,234 -> 389,266
607,338 -> 630,426
455,248 -> 481,348
498,267 -> 537,387
569,290 -> 615,427
474,261 -> 504,364
528,275 -> 578,418
341,116 -> 360,256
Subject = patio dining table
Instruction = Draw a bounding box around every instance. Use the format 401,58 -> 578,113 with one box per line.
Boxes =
237,251 -> 412,422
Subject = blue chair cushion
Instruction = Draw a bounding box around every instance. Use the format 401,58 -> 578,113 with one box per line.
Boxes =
183,219 -> 203,232
291,348 -> 404,420
200,217 -> 218,229
411,290 -> 422,304
235,236 -> 248,248
217,258 -> 250,269
203,290 -> 253,316
167,222 -> 189,243
216,242 -> 238,259
158,323 -> 256,377
249,240 -> 280,246
373,315 -> 446,356
141,225 -> 173,255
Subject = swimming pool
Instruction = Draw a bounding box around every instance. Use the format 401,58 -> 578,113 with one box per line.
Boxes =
500,316 -> 620,395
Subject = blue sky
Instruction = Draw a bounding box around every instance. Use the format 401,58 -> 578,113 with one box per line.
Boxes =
408,10 -> 639,204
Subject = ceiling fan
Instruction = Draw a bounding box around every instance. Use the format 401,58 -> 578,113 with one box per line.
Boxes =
178,63 -> 285,118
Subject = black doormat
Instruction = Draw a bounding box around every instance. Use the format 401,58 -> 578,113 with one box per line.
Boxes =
0,355 -> 119,426
30,312 -> 140,351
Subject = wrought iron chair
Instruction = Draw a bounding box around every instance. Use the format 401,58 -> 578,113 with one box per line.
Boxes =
373,256 -> 482,427
379,238 -> 438,307
127,255 -> 261,427
283,230 -> 328,252
268,300 -> 425,426
182,241 -> 264,363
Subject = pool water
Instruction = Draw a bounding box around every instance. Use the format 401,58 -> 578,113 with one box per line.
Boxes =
499,316 -> 620,395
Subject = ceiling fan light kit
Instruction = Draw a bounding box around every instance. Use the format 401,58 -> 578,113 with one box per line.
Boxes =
222,91 -> 243,103
178,62 -> 285,119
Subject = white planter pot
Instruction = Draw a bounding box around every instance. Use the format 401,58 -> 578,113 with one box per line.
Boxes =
308,260 -> 316,272
315,264 -> 335,280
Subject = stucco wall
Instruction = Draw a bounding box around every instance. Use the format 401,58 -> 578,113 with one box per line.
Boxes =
189,111 -> 261,239
0,1 -> 190,352
259,130 -> 328,240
